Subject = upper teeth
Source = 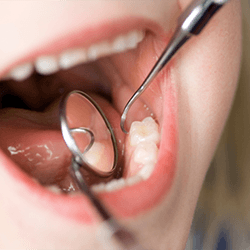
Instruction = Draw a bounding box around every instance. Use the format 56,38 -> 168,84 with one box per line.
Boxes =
3,30 -> 144,81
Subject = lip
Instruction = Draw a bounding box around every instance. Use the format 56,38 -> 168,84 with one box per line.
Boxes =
0,15 -> 177,224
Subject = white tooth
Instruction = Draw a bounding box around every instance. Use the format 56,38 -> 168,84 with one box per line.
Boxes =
130,117 -> 160,146
91,183 -> 106,193
84,142 -> 105,167
46,185 -> 61,194
138,163 -> 155,180
9,62 -> 33,81
126,175 -> 142,186
126,30 -> 141,49
87,42 -> 111,61
133,141 -> 158,165
59,48 -> 87,69
35,55 -> 59,75
105,178 -> 126,192
137,30 -> 145,43
112,35 -> 127,53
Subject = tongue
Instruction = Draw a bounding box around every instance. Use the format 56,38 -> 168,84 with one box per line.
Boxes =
0,108 -> 73,189
0,94 -> 125,191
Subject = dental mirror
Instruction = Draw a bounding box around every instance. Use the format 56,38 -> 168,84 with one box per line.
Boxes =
59,90 -> 118,180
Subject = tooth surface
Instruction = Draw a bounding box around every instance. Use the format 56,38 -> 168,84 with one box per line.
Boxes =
84,142 -> 105,167
126,30 -> 143,49
138,163 -> 155,180
133,141 -> 158,165
87,41 -> 111,61
105,178 -> 126,192
35,55 -> 59,75
91,183 -> 106,193
130,117 -> 160,146
126,175 -> 142,186
46,185 -> 61,194
112,35 -> 127,53
9,62 -> 33,81
59,48 -> 87,69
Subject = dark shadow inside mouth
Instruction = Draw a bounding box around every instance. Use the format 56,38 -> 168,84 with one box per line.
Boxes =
1,93 -> 30,109
0,59 -> 114,112
0,62 -> 125,192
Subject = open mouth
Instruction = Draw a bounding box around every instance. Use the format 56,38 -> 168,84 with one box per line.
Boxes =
0,16 -> 177,224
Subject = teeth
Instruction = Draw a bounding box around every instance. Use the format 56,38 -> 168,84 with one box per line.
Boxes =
130,117 -> 160,146
84,142 -> 105,167
112,35 -> 127,53
87,41 -> 111,61
35,55 -> 59,75
91,117 -> 159,193
1,30 -> 144,81
46,185 -> 62,194
126,30 -> 144,49
59,48 -> 87,69
105,178 -> 126,192
9,62 -> 33,81
91,175 -> 142,193
138,163 -> 155,180
133,141 -> 158,165
126,174 -> 142,186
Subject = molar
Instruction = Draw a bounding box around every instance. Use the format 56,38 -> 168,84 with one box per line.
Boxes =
91,116 -> 160,193
129,117 -> 160,146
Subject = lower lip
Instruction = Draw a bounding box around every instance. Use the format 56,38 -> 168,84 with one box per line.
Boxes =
0,80 -> 177,223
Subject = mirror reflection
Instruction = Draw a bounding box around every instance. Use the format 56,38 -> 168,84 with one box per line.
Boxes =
65,92 -> 116,174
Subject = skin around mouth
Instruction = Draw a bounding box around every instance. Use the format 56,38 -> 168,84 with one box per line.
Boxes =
0,0 -> 242,249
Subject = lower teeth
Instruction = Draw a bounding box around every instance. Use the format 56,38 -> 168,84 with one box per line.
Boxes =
44,116 -> 160,194
91,116 -> 160,193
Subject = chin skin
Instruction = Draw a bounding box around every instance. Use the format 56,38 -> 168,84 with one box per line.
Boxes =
0,0 -> 241,249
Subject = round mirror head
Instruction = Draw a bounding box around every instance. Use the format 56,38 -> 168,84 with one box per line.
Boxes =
60,91 -> 118,178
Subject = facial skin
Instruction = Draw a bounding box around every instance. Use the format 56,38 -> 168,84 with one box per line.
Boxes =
0,0 -> 241,249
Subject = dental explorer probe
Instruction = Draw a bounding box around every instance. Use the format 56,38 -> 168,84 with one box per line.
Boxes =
59,91 -> 146,250
120,0 -> 230,133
